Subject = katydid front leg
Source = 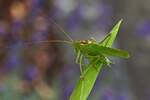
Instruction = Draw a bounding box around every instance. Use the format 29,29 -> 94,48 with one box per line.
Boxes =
75,50 -> 85,79
79,54 -> 85,80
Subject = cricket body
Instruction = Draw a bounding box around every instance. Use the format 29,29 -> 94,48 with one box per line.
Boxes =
72,36 -> 129,78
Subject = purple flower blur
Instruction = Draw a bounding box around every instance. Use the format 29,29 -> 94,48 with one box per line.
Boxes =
25,66 -> 37,82
96,3 -> 113,31
135,20 -> 150,37
116,95 -> 125,100
101,89 -> 113,100
65,7 -> 81,32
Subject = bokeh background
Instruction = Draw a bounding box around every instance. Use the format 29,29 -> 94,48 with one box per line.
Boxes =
0,0 -> 150,100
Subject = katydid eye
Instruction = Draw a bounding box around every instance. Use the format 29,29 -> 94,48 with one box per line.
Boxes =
80,40 -> 88,45
80,40 -> 93,45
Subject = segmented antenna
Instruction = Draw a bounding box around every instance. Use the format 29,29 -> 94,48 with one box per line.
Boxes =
49,17 -> 73,42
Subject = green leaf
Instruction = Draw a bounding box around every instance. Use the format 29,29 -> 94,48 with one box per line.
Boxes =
69,19 -> 123,100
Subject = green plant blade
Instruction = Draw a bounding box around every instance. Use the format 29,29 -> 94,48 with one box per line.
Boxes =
69,19 -> 123,100
99,19 -> 123,47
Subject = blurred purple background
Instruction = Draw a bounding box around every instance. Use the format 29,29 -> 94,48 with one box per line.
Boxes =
0,0 -> 150,100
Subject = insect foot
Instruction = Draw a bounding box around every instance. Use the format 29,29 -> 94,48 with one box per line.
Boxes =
80,75 -> 85,80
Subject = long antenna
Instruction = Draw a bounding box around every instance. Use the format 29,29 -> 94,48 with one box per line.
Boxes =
49,17 -> 73,42
0,40 -> 72,49
25,40 -> 72,45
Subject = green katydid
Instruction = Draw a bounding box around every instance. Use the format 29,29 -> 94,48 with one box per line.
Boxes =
7,18 -> 129,79
44,19 -> 130,78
